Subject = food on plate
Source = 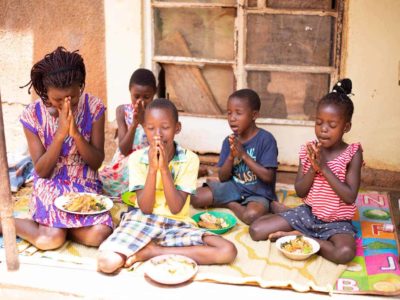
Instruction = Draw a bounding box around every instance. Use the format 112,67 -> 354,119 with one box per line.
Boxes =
280,235 -> 313,254
63,194 -> 106,213
197,212 -> 228,230
150,255 -> 196,276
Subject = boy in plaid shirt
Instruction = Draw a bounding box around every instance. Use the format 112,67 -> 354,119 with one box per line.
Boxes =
98,99 -> 237,273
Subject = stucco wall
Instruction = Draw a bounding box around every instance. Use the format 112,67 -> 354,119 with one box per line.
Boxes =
344,0 -> 400,171
104,0 -> 143,122
0,0 -> 106,153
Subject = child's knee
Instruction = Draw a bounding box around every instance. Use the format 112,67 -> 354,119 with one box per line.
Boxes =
333,245 -> 356,264
190,194 -> 202,208
217,240 -> 237,264
190,187 -> 213,208
249,221 -> 266,241
83,226 -> 112,247
242,210 -> 262,225
97,251 -> 124,274
35,232 -> 65,250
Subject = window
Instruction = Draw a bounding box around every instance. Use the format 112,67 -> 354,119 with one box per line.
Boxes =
151,0 -> 345,122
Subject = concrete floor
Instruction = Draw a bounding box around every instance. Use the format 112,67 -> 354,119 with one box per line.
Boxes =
0,262 -> 390,300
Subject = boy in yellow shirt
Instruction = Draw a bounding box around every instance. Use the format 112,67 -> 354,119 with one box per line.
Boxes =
98,99 -> 237,273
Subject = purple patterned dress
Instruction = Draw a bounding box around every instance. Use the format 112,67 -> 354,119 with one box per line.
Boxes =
20,93 -> 113,228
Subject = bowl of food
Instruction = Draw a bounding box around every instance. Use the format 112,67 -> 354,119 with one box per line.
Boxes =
192,211 -> 237,234
144,254 -> 198,285
275,235 -> 320,261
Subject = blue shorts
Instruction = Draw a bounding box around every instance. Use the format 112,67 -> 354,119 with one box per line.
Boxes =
206,181 -> 271,211
279,204 -> 357,240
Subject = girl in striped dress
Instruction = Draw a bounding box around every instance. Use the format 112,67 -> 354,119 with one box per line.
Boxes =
2,47 -> 113,250
250,79 -> 363,264
99,69 -> 156,197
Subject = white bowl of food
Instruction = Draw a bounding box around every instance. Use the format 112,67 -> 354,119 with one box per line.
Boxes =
144,254 -> 198,285
275,235 -> 320,261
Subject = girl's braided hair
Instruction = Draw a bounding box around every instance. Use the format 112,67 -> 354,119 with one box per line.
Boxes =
318,78 -> 354,122
21,46 -> 86,106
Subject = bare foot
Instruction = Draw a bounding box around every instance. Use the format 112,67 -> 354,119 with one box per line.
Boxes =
270,201 -> 289,214
124,241 -> 159,267
268,230 -> 302,242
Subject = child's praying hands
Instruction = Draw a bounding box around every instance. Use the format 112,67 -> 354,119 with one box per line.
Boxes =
307,141 -> 322,173
133,99 -> 145,127
157,138 -> 168,170
148,136 -> 160,170
229,134 -> 245,160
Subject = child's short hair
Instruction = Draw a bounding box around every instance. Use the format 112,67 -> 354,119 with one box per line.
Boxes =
22,47 -> 85,105
146,98 -> 178,123
318,78 -> 354,122
229,88 -> 261,111
129,68 -> 157,91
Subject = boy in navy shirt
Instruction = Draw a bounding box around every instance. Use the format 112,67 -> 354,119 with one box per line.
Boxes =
191,89 -> 281,224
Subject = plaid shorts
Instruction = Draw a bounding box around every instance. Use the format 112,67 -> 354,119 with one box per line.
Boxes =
99,208 -> 209,257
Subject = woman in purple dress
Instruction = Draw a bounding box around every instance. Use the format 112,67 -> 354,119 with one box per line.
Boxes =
3,47 -> 113,250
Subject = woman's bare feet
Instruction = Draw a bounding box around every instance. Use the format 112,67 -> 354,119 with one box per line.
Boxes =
268,230 -> 302,242
124,241 -> 159,267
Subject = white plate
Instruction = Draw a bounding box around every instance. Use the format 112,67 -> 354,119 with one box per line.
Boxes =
54,193 -> 113,215
144,254 -> 198,285
275,235 -> 320,261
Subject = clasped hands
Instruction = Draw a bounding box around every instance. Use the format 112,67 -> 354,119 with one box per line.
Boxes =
228,134 -> 245,161
133,100 -> 145,127
57,97 -> 79,139
306,141 -> 325,173
148,135 -> 168,170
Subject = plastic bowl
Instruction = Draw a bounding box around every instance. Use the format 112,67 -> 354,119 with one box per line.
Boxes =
192,211 -> 237,235
275,235 -> 320,261
145,254 -> 198,285
121,191 -> 136,206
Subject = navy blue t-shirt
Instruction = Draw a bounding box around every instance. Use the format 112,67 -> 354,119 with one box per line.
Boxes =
217,128 -> 278,201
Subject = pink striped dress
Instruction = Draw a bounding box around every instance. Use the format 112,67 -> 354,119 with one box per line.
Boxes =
20,93 -> 113,228
300,142 -> 362,222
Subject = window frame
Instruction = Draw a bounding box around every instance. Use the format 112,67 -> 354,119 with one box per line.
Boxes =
150,0 -> 346,126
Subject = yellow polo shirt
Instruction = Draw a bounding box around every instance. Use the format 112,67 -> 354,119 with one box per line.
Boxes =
126,143 -> 199,224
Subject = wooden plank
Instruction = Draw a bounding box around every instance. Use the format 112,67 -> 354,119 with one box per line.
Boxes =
152,2 -> 237,9
235,0 -> 246,89
257,0 -> 266,8
0,96 -> 19,271
159,32 -> 222,114
247,8 -> 338,17
154,55 -> 234,66
387,192 -> 400,262
245,64 -> 334,74
267,0 -> 333,10
333,0 -> 345,85
199,154 -> 219,165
